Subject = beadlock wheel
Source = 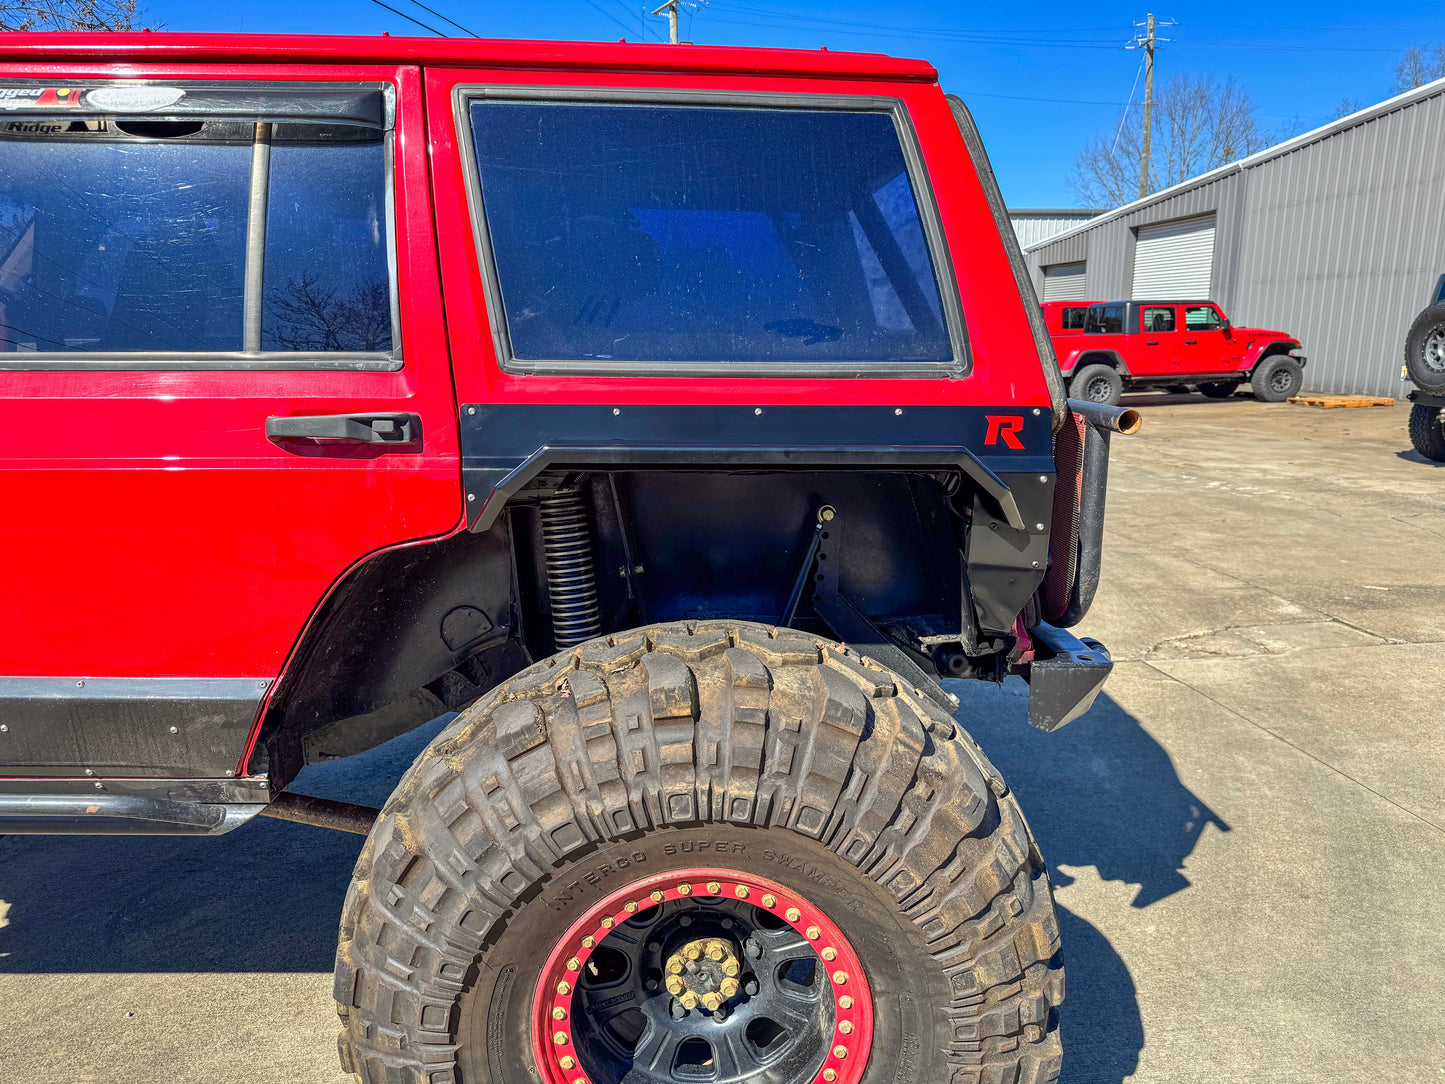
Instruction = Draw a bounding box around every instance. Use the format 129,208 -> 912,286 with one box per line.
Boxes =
534,868 -> 872,1084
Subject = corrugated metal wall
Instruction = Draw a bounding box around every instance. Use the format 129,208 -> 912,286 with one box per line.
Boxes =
1010,212 -> 1100,249
1023,81 -> 1445,397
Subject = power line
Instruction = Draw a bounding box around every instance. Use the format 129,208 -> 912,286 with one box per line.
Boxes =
583,0 -> 643,38
403,0 -> 478,37
369,0 -> 445,35
1126,13 -> 1176,199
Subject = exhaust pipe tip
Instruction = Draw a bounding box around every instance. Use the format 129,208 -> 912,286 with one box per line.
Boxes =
1116,408 -> 1143,435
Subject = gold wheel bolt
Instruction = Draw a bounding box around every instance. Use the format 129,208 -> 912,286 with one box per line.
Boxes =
650,890 -> 664,903
833,971 -> 848,985
702,992 -> 722,1011
600,917 -> 615,929
667,958 -> 685,975
722,959 -> 740,977
823,1071 -> 837,1082
736,885 -> 750,899
678,882 -> 692,895
566,957 -> 581,972
707,881 -> 721,894
581,936 -> 595,949
680,992 -> 699,1010
685,944 -> 702,960
839,995 -> 854,1010
559,1055 -> 576,1071
761,894 -> 777,908
833,1044 -> 848,1058
785,907 -> 801,923
720,978 -> 739,998
666,976 -> 685,995
806,925 -> 821,940
625,901 -> 638,913
552,1031 -> 568,1046
556,981 -> 571,996
705,940 -> 725,961
821,947 -> 838,962
552,1006 -> 567,1021
839,1021 -> 854,1035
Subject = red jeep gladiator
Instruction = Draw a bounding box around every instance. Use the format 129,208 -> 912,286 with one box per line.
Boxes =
1043,299 -> 1305,404
0,32 -> 1138,1084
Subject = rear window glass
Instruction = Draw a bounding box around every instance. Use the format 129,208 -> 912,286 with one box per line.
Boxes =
0,117 -> 391,357
467,101 -> 954,368
1086,303 -> 1124,333
1060,306 -> 1087,330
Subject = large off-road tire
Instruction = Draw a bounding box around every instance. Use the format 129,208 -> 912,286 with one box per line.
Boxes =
1408,403 -> 1445,461
335,621 -> 1063,1084
1198,380 -> 1241,399
1069,363 -> 1122,405
1405,302 -> 1445,393
1250,355 -> 1303,402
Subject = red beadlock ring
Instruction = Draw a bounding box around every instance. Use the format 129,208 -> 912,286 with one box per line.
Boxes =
532,867 -> 873,1084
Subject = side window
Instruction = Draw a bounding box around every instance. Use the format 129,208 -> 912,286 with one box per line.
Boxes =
466,99 -> 956,370
1184,305 -> 1222,331
1085,304 -> 1124,334
0,85 -> 393,363
1061,307 -> 1087,331
1141,306 -> 1176,333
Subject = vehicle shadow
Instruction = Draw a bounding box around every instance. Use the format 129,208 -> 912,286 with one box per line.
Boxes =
950,676 -> 1228,1083
1396,449 -> 1445,466
0,716 -> 451,975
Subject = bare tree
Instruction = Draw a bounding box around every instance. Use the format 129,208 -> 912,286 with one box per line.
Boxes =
267,272 -> 393,353
1070,74 -> 1276,208
1393,45 -> 1445,93
1332,98 -> 1365,120
0,1 -> 144,30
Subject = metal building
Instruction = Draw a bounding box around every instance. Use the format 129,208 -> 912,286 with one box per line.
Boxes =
1024,76 -> 1445,397
1008,208 -> 1103,250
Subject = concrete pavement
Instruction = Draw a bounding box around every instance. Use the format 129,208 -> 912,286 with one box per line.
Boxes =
2,393 -> 1443,1082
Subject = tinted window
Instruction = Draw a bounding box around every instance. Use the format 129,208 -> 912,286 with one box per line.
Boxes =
0,117 -> 392,357
1086,303 -> 1124,334
263,134 -> 392,352
1142,306 -> 1176,332
469,101 -> 952,366
1061,306 -> 1087,330
1184,305 -> 1223,330
0,134 -> 248,352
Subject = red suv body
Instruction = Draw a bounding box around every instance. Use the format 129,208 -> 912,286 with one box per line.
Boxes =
1043,299 -> 1305,403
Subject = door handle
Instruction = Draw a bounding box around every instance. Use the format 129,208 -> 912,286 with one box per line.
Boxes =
1184,339 -> 1198,345
1145,340 -> 1160,345
266,412 -> 422,447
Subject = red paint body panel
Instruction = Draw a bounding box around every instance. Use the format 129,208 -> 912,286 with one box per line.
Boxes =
0,35 -> 1054,778
1041,300 -> 1300,380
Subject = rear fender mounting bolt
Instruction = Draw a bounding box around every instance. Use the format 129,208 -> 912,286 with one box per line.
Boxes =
1035,523 -> 1046,531
761,893 -> 777,908
612,407 -> 621,416
754,407 -> 763,415
1033,408 -> 1042,416
707,881 -> 721,894
467,406 -> 476,415
894,407 -> 903,415
785,907 -> 801,923
822,947 -> 838,962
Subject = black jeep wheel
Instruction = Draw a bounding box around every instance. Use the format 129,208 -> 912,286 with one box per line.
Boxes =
1405,302 -> 1445,393
1250,356 -> 1303,402
1198,380 -> 1241,399
1070,363 -> 1123,405
335,621 -> 1063,1084
1408,404 -> 1445,461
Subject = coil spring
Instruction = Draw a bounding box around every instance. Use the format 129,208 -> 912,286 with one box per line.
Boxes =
539,491 -> 602,649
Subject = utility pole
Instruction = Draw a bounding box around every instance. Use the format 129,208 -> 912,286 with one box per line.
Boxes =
1126,13 -> 1175,199
651,0 -> 706,44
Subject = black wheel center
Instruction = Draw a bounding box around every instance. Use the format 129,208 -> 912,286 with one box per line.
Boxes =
571,897 -> 835,1084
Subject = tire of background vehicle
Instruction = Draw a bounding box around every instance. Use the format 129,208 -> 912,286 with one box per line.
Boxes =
334,621 -> 1064,1084
1069,363 -> 1123,405
1198,380 -> 1241,399
1250,356 -> 1303,402
1408,404 -> 1445,461
1404,302 -> 1445,393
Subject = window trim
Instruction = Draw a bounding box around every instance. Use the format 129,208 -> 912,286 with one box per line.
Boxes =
0,81 -> 401,373
453,85 -> 971,379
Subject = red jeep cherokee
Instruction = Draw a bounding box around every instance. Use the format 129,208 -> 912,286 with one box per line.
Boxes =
0,32 -> 1139,1084
1044,299 -> 1305,404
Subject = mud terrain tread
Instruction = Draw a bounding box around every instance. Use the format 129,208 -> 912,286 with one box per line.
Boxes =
335,620 -> 1063,1084
1408,403 -> 1445,461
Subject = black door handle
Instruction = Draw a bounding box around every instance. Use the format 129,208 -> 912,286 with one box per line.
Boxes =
1184,339 -> 1198,345
266,412 -> 422,446
1145,340 -> 1159,345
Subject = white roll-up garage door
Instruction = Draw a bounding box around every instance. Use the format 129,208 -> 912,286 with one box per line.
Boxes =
1131,216 -> 1216,299
1041,262 -> 1087,301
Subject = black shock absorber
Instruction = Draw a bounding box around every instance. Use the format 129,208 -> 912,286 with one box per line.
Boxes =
539,490 -> 603,649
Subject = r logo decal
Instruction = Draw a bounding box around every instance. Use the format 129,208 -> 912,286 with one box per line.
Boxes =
985,415 -> 1025,450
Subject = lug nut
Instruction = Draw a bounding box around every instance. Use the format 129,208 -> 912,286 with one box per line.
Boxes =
684,943 -> 702,961
719,977 -> 740,999
705,940 -> 725,961
722,959 -> 740,977
666,976 -> 685,995
744,979 -> 760,996
745,938 -> 763,959
670,998 -> 688,1021
701,992 -> 722,1011
680,992 -> 699,1010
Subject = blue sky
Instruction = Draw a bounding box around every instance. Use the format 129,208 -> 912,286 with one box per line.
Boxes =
143,0 -> 1445,207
